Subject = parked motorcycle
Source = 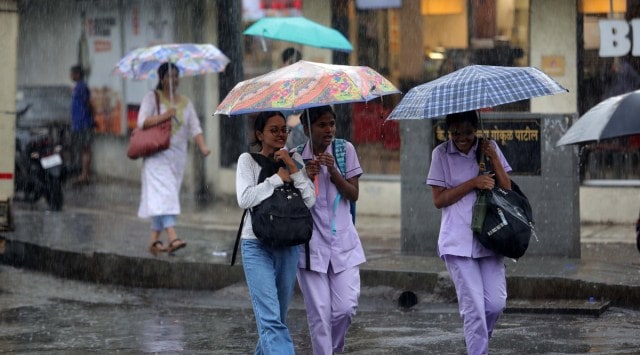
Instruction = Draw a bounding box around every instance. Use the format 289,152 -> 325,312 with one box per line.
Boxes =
14,104 -> 66,211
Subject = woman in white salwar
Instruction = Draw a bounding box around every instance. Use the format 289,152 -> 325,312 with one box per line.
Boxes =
137,62 -> 210,255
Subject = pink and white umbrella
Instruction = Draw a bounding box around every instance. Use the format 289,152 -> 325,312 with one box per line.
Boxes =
114,43 -> 229,80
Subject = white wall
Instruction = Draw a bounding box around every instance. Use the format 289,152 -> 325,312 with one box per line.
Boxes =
18,1 -> 78,85
580,186 -> 640,223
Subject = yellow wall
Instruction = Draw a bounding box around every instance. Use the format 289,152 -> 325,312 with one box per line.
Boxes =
423,9 -> 468,51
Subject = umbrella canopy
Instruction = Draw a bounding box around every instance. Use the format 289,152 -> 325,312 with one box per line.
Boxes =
243,16 -> 353,53
387,65 -> 568,120
557,89 -> 640,146
113,43 -> 230,80
214,60 -> 400,116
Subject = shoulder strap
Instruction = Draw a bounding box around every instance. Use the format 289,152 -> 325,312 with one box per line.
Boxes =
231,209 -> 247,266
249,152 -> 280,183
330,139 -> 357,225
333,138 -> 347,176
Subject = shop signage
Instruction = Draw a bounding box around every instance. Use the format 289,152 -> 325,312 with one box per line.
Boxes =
599,19 -> 640,57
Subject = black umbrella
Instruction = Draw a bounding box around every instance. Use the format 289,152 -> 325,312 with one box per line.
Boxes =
557,89 -> 640,146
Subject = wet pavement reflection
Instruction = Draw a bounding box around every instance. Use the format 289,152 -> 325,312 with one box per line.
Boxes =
2,265 -> 640,354
3,180 -> 640,353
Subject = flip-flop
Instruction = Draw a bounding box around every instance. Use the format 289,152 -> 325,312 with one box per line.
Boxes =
167,238 -> 187,253
148,240 -> 166,255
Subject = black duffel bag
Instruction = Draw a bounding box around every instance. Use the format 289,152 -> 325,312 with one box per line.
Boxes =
473,180 -> 535,260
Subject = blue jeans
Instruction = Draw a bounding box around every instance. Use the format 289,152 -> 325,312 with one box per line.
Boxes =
241,239 -> 298,355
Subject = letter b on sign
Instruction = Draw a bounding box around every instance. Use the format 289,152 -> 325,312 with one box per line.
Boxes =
599,19 -> 640,57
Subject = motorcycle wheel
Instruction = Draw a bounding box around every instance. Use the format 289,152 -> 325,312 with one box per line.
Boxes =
23,166 -> 43,204
46,176 -> 64,211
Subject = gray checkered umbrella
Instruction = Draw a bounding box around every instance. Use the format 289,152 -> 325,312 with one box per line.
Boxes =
387,65 -> 568,120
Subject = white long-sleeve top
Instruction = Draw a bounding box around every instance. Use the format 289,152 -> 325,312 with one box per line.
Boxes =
235,151 -> 316,240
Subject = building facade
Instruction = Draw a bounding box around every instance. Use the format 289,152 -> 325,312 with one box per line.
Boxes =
10,0 -> 638,221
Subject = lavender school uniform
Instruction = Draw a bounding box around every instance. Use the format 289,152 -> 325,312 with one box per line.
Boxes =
296,140 -> 365,355
427,139 -> 511,258
427,138 -> 512,355
296,141 -> 366,272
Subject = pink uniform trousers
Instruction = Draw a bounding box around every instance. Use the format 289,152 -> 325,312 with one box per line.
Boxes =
443,254 -> 506,355
297,264 -> 360,355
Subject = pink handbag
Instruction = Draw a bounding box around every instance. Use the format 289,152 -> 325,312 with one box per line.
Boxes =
127,91 -> 171,159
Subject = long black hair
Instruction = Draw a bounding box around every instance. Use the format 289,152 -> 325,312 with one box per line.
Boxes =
251,111 -> 285,149
156,62 -> 179,91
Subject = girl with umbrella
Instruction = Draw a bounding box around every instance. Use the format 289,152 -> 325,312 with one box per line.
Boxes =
296,105 -> 365,355
137,62 -> 210,255
427,110 -> 512,355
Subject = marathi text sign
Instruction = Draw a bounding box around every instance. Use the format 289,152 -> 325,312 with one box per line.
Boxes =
434,118 -> 541,175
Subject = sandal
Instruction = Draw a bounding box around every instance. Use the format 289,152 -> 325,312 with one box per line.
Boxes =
167,238 -> 187,253
148,240 -> 166,255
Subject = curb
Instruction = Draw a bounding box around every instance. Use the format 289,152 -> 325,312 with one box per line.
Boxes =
0,238 -> 244,290
2,237 -> 639,310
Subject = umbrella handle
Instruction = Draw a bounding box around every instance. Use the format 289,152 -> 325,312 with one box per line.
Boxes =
260,37 -> 267,52
307,109 -> 319,196
477,111 -> 487,173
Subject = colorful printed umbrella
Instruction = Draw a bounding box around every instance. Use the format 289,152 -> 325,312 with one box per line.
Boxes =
387,65 -> 568,120
243,16 -> 353,52
113,43 -> 230,80
215,60 -> 400,116
557,89 -> 640,146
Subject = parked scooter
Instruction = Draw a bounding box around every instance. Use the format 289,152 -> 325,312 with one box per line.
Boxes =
14,104 -> 66,211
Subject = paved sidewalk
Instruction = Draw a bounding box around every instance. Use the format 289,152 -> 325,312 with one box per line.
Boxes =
1,178 -> 639,308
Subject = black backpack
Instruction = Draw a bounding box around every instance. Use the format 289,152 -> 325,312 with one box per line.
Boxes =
231,153 -> 313,266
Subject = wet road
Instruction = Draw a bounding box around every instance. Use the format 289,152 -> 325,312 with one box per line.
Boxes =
1,266 -> 640,354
